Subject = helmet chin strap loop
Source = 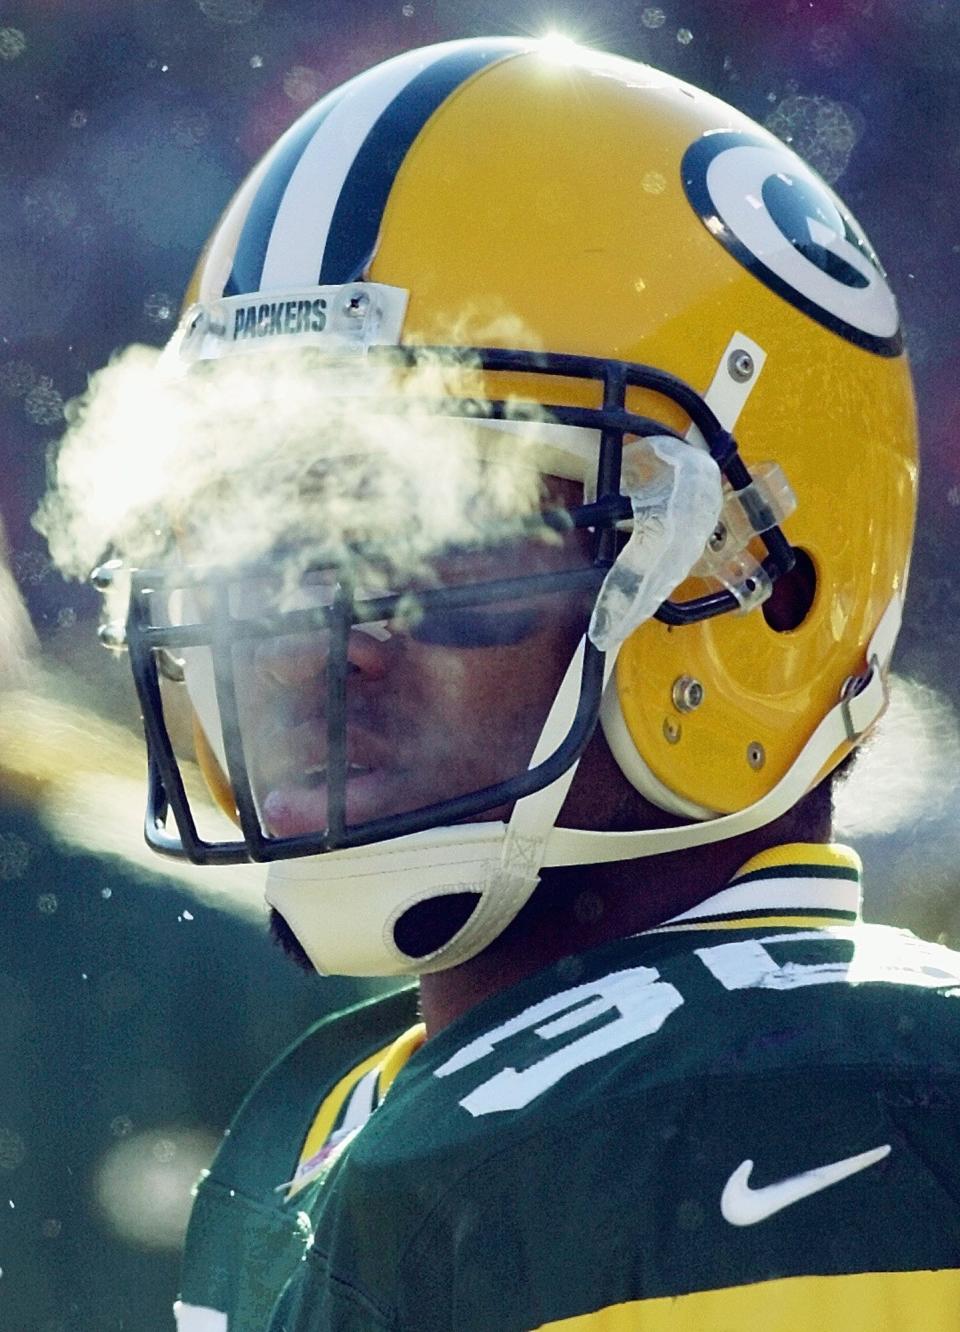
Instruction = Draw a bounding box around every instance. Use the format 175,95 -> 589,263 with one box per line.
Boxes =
264,638 -> 609,978
266,590 -> 898,978
403,639 -> 619,971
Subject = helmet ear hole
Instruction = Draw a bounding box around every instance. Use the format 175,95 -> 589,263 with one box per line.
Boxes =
392,893 -> 482,961
762,546 -> 817,633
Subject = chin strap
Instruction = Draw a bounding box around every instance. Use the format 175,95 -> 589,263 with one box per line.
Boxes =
265,594 -> 899,975
264,637 -> 608,977
543,591 -> 902,865
405,639 -> 618,971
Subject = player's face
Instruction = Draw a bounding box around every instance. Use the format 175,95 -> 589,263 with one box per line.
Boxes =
227,479 -> 594,842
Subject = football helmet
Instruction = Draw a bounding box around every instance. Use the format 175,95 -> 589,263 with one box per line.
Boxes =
103,37 -> 917,975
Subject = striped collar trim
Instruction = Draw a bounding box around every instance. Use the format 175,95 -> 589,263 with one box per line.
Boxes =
649,843 -> 862,934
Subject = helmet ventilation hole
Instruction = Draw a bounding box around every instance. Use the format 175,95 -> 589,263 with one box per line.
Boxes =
762,547 -> 817,632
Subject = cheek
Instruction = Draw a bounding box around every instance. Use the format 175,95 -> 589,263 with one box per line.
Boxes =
404,646 -> 469,710
410,621 -> 581,741
408,648 -> 522,749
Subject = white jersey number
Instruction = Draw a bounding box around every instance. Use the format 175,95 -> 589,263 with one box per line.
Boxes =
696,927 -> 960,993
437,928 -> 960,1117
434,966 -> 684,1116
174,1301 -> 228,1331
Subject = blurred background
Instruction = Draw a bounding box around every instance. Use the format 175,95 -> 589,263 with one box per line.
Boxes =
0,1 -> 958,1327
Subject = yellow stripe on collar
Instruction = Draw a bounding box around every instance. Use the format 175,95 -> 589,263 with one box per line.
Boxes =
377,1023 -> 427,1099
289,1022 -> 426,1198
653,843 -> 862,935
649,913 -> 855,934
292,1042 -> 392,1193
733,842 -> 862,879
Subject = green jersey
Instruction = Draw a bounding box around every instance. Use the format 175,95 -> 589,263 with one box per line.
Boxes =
177,844 -> 960,1330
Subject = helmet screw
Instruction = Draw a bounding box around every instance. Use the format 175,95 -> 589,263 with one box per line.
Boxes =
708,522 -> 727,553
747,741 -> 765,769
98,621 -> 127,652
728,349 -> 755,382
90,559 -> 123,591
672,675 -> 704,713
344,290 -> 370,318
840,674 -> 865,701
663,717 -> 682,744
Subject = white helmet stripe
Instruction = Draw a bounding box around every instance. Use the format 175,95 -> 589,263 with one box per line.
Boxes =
258,50 -> 433,292
225,89 -> 349,298
227,39 -> 531,297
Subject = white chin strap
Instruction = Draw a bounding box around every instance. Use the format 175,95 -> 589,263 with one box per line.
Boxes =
265,594 -> 900,977
265,636 -> 602,977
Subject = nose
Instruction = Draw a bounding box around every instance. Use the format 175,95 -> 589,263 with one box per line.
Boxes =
254,622 -> 395,689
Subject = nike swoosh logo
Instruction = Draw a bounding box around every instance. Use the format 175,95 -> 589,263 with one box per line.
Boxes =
721,1144 -> 892,1226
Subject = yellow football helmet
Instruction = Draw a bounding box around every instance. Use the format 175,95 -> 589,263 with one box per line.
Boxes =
112,37 -> 917,975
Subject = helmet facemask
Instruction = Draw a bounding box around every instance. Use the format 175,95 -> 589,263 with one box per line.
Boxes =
115,344 -> 796,869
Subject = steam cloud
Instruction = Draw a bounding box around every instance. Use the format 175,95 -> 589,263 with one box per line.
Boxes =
834,674 -> 960,838
34,340 -> 555,624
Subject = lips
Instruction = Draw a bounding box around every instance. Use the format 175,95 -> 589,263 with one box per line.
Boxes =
255,717 -> 390,786
261,767 -> 396,837
251,717 -> 400,836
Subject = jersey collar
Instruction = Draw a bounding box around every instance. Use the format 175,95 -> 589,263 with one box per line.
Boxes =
648,842 -> 863,934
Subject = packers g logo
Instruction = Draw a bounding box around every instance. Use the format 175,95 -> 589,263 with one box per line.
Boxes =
682,130 -> 902,356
